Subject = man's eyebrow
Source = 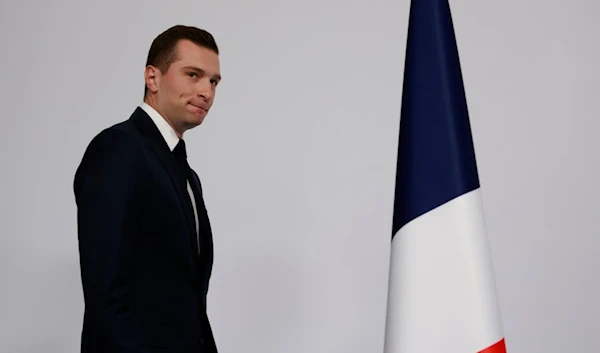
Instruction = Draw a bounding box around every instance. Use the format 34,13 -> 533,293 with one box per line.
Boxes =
183,66 -> 221,81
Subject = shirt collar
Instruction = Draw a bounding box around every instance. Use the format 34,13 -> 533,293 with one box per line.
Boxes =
139,102 -> 181,151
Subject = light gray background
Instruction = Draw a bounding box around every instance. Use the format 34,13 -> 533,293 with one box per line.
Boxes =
1,0 -> 598,352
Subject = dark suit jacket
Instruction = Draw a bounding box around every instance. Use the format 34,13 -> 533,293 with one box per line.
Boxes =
74,107 -> 217,353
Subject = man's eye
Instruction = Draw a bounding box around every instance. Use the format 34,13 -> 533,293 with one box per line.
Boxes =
188,73 -> 197,78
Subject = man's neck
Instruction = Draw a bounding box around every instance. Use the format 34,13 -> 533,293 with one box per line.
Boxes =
143,97 -> 183,139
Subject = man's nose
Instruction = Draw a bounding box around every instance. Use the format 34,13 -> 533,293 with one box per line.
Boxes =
197,80 -> 213,100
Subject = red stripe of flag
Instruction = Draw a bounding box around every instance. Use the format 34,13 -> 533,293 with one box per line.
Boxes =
478,338 -> 506,353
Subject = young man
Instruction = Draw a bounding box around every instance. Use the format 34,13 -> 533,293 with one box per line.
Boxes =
73,25 -> 222,353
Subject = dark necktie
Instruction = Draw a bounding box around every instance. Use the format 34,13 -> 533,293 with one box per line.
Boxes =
173,139 -> 201,255
173,139 -> 190,187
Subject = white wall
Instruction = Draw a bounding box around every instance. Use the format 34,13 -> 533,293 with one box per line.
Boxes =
0,0 -> 598,352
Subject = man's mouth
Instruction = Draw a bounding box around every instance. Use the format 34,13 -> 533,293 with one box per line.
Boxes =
189,103 -> 207,113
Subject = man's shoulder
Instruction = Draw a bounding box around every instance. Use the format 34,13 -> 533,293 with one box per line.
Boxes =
74,119 -> 149,187
87,120 -> 140,150
102,118 -> 139,138
76,113 -> 148,169
91,105 -> 158,146
86,107 -> 150,149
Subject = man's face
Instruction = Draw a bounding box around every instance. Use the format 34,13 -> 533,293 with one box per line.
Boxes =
147,39 -> 221,136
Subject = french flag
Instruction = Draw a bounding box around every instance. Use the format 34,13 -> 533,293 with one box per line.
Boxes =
383,0 -> 507,352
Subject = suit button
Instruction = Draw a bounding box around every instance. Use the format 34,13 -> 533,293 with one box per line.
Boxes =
198,338 -> 204,346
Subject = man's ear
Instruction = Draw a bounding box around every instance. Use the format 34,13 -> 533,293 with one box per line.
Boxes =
144,66 -> 161,93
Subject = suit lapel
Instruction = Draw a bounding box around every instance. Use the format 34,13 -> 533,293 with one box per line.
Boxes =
189,170 -> 213,263
150,140 -> 197,237
188,171 -> 207,246
131,108 -> 199,264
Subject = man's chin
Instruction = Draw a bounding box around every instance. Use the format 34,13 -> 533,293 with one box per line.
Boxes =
185,114 -> 206,128
184,108 -> 207,124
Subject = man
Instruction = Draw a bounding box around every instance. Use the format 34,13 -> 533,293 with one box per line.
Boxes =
73,25 -> 222,352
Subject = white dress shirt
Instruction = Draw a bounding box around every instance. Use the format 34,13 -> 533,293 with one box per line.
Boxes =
140,102 -> 200,253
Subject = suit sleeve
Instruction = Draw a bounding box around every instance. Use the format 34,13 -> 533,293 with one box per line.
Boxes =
74,128 -> 148,352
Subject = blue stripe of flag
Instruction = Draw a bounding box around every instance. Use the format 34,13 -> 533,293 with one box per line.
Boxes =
392,0 -> 480,237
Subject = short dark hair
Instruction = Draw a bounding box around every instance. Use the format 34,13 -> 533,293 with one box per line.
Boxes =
144,25 -> 219,97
